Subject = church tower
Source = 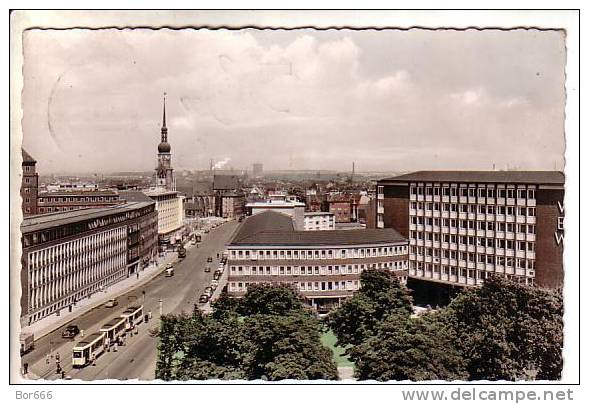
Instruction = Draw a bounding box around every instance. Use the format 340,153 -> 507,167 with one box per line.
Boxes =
154,93 -> 176,191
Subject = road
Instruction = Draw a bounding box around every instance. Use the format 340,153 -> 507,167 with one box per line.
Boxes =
23,219 -> 239,381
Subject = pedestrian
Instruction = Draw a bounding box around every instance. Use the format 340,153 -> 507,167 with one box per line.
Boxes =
45,354 -> 50,365
80,329 -> 84,338
113,342 -> 118,352
55,352 -> 60,362
23,363 -> 28,375
61,370 -> 65,379
136,272 -> 139,280
91,353 -> 96,366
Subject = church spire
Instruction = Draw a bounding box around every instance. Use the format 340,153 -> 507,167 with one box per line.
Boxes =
161,92 -> 168,142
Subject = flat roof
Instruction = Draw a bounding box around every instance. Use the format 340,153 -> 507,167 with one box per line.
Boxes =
21,202 -> 154,233
304,212 -> 334,216
379,170 -> 565,185
230,210 -> 406,247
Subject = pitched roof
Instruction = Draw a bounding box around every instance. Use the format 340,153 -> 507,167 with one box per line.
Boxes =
229,210 -> 406,247
213,175 -> 240,190
22,148 -> 36,164
379,170 -> 565,185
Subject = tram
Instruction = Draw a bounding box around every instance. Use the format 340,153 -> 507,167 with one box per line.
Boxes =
99,317 -> 127,346
72,332 -> 106,367
120,305 -> 144,330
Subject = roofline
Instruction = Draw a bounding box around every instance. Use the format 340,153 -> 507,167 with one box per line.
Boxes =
227,240 -> 408,248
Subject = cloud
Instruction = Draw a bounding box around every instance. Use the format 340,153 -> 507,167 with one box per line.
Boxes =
21,28 -> 565,173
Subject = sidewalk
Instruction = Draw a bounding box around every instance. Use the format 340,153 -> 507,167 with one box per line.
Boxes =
21,251 -> 178,342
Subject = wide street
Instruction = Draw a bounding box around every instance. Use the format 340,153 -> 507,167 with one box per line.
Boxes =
23,219 -> 240,381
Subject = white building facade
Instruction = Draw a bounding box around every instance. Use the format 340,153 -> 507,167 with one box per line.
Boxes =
303,212 -> 336,231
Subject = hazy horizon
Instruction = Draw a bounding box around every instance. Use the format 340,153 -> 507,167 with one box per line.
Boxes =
21,28 -> 566,174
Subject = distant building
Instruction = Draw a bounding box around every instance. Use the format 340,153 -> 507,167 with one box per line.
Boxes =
253,163 -> 263,178
20,202 -> 158,326
37,190 -> 123,214
154,95 -> 176,191
142,189 -> 185,246
246,199 -> 306,230
303,212 -> 335,231
328,198 -> 352,223
220,192 -> 246,219
21,149 -> 38,216
213,174 -> 241,192
184,195 -> 215,218
226,211 -> 408,313
376,171 -> 565,289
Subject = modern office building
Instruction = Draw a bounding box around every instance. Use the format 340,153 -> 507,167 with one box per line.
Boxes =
376,171 -> 565,289
226,211 -> 408,312
21,149 -> 39,216
143,189 -> 185,246
303,212 -> 336,231
20,202 -> 158,326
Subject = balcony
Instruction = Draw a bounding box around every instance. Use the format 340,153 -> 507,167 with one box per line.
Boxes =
377,206 -> 384,214
377,193 -> 384,200
517,198 -> 527,206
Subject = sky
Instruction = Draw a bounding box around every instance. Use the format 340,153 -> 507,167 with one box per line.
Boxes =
20,28 -> 566,174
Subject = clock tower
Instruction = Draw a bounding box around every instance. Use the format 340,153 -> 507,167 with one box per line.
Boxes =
154,93 -> 176,191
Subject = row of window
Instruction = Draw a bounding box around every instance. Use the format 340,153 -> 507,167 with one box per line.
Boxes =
411,219 -> 536,232
229,261 -> 408,276
228,280 -> 360,293
409,267 -> 533,284
38,195 -> 119,203
411,202 -> 536,216
410,185 -> 536,199
230,246 -> 408,260
411,249 -> 536,268
410,236 -> 536,251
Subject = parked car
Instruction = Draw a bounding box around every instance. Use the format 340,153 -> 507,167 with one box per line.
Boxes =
207,257 -> 213,263
165,267 -> 174,277
191,239 -> 197,245
211,279 -> 219,288
204,286 -> 213,295
199,294 -> 209,304
204,266 -> 211,273
165,263 -> 173,269
61,325 -> 80,339
105,298 -> 118,308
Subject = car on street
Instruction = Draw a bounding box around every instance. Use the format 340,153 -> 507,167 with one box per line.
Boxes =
61,325 -> 80,339
199,294 -> 209,304
207,257 -> 213,263
204,286 -> 213,294
165,267 -> 174,277
105,298 -> 118,308
204,266 -> 211,272
191,239 -> 197,245
213,272 -> 221,281
165,263 -> 173,269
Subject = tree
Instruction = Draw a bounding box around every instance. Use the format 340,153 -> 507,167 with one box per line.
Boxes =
352,312 -> 467,381
238,283 -> 304,316
156,285 -> 338,381
244,312 -> 338,381
447,276 -> 563,381
327,269 -> 413,347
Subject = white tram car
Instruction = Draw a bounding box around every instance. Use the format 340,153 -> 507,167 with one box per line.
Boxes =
99,317 -> 127,346
72,332 -> 106,367
120,305 -> 144,330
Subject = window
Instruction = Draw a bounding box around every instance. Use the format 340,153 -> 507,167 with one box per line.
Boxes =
507,189 -> 515,199
528,189 -> 536,199
528,207 -> 536,217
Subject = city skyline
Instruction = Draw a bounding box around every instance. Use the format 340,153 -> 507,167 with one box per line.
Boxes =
21,28 -> 565,175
